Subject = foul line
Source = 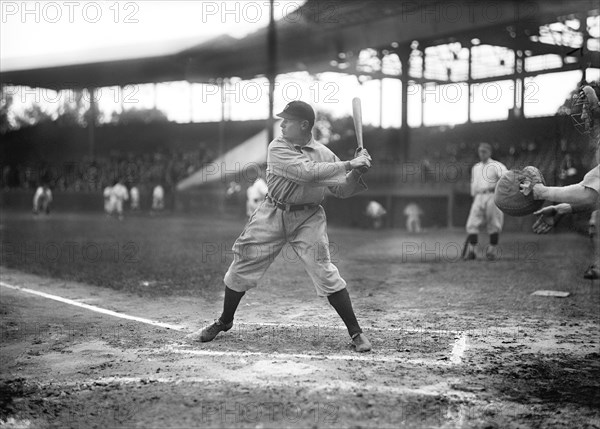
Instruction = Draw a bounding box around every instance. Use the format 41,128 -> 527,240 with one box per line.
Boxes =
1,280 -> 468,364
0,281 -> 185,332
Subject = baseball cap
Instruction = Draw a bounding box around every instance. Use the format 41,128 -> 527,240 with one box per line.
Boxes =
276,101 -> 315,124
478,142 -> 492,152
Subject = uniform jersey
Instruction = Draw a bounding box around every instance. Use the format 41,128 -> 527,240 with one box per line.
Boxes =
266,136 -> 366,204
110,184 -> 129,204
247,178 -> 268,202
366,201 -> 386,218
580,165 -> 600,194
470,158 -> 508,196
225,135 -> 367,297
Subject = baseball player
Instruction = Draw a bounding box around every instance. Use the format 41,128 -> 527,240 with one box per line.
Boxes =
365,200 -> 387,229
463,142 -> 508,260
246,177 -> 269,217
403,202 -> 423,233
33,184 -> 52,215
152,183 -> 165,212
190,100 -> 373,352
109,179 -> 129,220
130,185 -> 140,211
103,185 -> 113,215
527,81 -> 600,279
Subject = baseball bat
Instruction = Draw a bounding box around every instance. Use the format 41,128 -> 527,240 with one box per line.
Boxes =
352,97 -> 363,150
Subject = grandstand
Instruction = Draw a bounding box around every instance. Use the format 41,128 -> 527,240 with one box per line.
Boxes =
1,0 -> 599,229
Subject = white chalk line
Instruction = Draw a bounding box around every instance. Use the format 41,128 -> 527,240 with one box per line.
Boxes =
32,375 -> 477,400
159,345 -> 454,365
1,280 -> 469,364
0,281 -> 186,332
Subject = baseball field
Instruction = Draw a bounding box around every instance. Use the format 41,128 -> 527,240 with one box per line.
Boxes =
1,209 -> 599,428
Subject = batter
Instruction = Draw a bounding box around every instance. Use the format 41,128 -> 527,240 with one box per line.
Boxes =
193,100 -> 373,352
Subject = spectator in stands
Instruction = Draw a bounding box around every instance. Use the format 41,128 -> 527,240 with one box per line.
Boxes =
559,153 -> 580,186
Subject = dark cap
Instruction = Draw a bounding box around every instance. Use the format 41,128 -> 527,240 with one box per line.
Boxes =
478,142 -> 492,152
276,101 -> 315,124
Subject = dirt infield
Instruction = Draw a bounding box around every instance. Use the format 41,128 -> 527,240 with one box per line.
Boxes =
1,212 -> 599,428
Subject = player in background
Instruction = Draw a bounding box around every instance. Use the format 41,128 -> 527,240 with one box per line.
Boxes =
403,202 -> 423,233
365,200 -> 387,229
109,179 -> 129,220
33,184 -> 52,215
526,81 -> 600,279
152,183 -> 165,213
189,100 -> 373,352
130,185 -> 140,211
246,177 -> 268,217
463,142 -> 508,260
103,185 -> 113,215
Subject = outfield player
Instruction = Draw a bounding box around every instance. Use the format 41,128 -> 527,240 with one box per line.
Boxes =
191,100 -> 373,352
130,185 -> 140,211
464,143 -> 508,260
152,184 -> 165,212
366,200 -> 387,229
403,202 -> 423,233
246,177 -> 268,217
527,82 -> 600,279
103,185 -> 113,214
109,179 -> 129,220
33,184 -> 52,215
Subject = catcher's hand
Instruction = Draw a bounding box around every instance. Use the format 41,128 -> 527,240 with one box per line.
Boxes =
518,166 -> 545,199
354,148 -> 372,174
532,203 -> 571,234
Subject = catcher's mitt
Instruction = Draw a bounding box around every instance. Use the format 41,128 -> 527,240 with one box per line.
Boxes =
494,166 -> 545,216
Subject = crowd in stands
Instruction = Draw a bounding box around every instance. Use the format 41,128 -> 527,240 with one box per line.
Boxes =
1,147 -> 214,192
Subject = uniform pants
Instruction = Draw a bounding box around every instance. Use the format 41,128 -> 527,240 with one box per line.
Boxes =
224,200 -> 346,297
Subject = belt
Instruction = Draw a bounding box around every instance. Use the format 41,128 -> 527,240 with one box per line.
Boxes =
265,194 -> 319,212
478,189 -> 495,194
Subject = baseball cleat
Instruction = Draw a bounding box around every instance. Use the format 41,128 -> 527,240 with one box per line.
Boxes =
191,319 -> 234,342
351,333 -> 372,352
463,244 -> 476,261
486,245 -> 498,261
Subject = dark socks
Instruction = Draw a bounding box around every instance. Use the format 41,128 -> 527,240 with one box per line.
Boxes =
490,233 -> 499,245
327,288 -> 362,338
467,234 -> 478,245
219,286 -> 245,324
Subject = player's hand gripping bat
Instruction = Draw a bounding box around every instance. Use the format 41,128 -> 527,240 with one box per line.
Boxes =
352,97 -> 371,173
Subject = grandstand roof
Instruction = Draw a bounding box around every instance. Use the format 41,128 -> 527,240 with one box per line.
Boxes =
1,0 -> 598,89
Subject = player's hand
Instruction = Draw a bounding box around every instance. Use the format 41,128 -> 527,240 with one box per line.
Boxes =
350,154 -> 371,171
519,182 -> 544,199
532,203 -> 571,234
354,148 -> 372,161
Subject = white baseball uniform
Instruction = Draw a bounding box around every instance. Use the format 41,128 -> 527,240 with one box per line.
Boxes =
109,183 -> 129,215
33,186 -> 52,213
130,186 -> 140,210
152,185 -> 164,210
466,158 -> 507,234
403,203 -> 422,233
246,178 -> 269,217
103,186 -> 113,213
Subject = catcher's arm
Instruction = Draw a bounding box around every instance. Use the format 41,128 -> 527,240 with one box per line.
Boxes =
523,183 -> 598,205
